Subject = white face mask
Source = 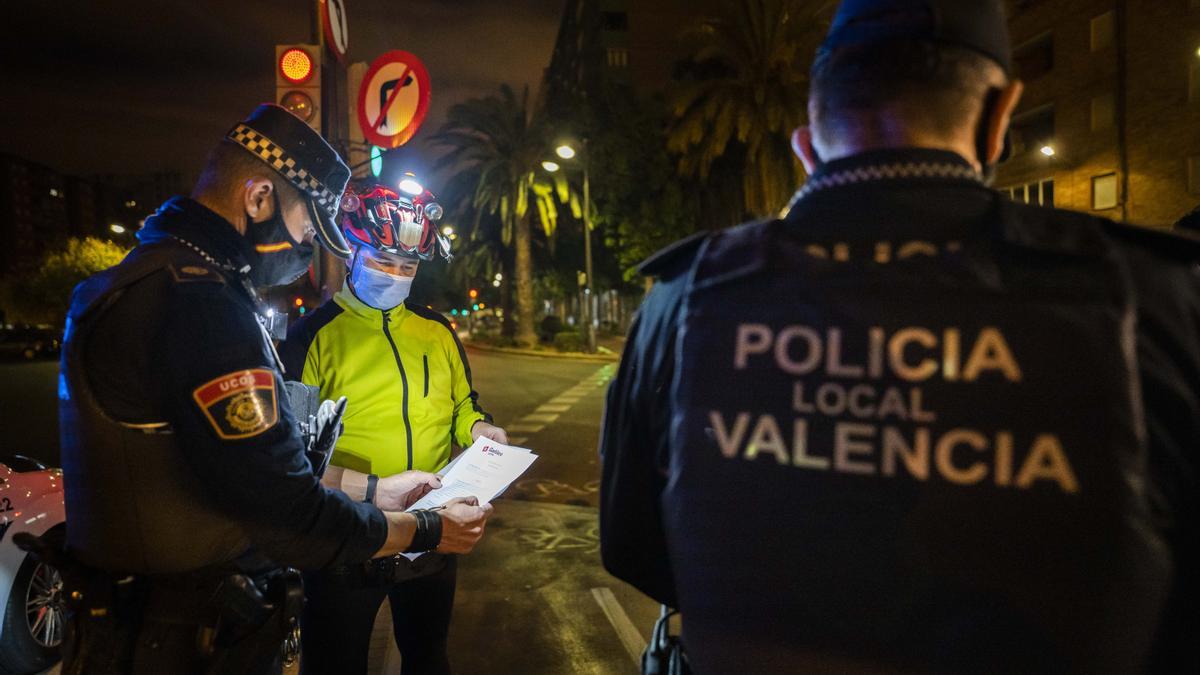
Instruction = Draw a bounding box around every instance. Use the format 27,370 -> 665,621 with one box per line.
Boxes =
349,252 -> 414,310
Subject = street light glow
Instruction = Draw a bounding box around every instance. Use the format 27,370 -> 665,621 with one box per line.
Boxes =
493,280 -> 501,287
541,160 -> 560,173
109,223 -> 126,234
1040,145 -> 1056,157
555,144 -> 576,160
442,226 -> 454,236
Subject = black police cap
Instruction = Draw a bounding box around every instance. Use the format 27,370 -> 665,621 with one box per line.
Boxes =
819,0 -> 1012,74
226,104 -> 353,259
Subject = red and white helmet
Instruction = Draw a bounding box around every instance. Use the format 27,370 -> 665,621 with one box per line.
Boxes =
339,175 -> 451,262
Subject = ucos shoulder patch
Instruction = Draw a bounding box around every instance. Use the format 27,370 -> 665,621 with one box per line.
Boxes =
192,369 -> 279,440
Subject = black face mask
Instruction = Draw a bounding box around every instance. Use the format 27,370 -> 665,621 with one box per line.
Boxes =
247,192 -> 314,287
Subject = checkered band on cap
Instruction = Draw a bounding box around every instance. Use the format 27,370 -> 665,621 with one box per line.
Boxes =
227,124 -> 340,218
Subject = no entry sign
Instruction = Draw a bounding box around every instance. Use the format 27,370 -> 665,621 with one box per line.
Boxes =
322,0 -> 349,62
357,50 -> 431,149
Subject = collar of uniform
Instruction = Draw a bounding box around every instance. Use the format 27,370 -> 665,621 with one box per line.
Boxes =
138,196 -> 257,272
784,148 -> 983,215
334,277 -> 412,320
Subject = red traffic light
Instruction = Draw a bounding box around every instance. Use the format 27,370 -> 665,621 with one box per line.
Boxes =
468,289 -> 479,299
279,48 -> 315,85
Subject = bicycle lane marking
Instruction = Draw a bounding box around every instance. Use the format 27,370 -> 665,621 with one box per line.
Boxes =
507,363 -> 615,446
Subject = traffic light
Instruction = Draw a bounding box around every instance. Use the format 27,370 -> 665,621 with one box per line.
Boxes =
294,297 -> 304,308
468,289 -> 479,300
276,45 -> 321,131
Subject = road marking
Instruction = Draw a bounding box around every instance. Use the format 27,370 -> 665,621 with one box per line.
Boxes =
507,423 -> 546,433
591,587 -> 646,665
509,436 -> 527,445
550,397 -> 581,405
521,413 -> 559,424
536,404 -> 571,413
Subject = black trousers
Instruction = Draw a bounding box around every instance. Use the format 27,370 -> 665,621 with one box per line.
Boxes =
300,556 -> 457,675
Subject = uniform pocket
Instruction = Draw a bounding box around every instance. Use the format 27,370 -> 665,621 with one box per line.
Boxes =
423,354 -> 429,398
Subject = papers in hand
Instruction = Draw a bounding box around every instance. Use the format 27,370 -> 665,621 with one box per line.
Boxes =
408,437 -> 537,511
401,438 -> 537,560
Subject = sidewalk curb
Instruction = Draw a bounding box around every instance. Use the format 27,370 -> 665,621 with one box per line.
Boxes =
465,342 -> 621,362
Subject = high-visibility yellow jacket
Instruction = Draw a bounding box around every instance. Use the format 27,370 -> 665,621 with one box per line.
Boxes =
279,282 -> 490,476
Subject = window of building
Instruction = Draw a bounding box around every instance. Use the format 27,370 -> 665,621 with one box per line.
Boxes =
1013,32 -> 1053,80
1090,12 -> 1114,51
601,11 -> 629,32
1008,104 -> 1055,155
606,47 -> 628,68
1188,156 -> 1200,195
1092,173 -> 1119,210
1090,92 -> 1115,131
1003,179 -> 1055,206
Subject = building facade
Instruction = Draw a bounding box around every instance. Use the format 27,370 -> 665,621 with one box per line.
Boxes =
998,0 -> 1200,227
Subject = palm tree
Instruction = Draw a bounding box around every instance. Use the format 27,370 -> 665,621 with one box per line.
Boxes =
431,85 -> 575,347
667,0 -> 828,219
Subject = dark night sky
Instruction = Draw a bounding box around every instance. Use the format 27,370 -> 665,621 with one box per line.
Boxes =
0,0 -> 562,183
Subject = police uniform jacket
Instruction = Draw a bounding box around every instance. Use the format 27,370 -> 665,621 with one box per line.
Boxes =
60,197 -> 388,575
599,149 -> 1200,673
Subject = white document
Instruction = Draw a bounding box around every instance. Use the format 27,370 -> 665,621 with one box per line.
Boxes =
402,438 -> 537,560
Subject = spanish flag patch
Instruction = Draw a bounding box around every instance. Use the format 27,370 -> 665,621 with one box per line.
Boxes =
192,369 -> 279,440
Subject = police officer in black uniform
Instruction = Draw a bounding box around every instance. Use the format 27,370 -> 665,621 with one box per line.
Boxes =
47,104 -> 491,673
600,1 -> 1200,672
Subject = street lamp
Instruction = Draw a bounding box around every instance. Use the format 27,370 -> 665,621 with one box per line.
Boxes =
109,223 -> 126,234
545,140 -> 596,353
1040,145 -> 1056,157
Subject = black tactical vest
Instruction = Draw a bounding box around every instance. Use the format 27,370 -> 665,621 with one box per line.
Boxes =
667,195 -> 1171,673
60,244 -> 251,574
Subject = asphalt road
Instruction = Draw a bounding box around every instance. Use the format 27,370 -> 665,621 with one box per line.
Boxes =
2,349 -> 661,674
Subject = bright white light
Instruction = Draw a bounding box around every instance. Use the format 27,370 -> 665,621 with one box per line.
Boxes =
555,144 -> 576,160
494,272 -> 503,281
110,224 -> 126,234
541,161 -> 560,173
266,308 -> 275,318
492,280 -> 501,287
1040,145 -> 1056,157
442,226 -> 454,236
398,178 -> 424,195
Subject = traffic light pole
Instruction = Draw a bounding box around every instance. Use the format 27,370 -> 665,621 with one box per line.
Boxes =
582,158 -> 596,354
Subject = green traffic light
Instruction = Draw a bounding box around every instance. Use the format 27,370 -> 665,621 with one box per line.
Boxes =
370,145 -> 383,177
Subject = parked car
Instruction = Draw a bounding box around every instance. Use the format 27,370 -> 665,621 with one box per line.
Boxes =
0,327 -> 61,361
0,456 -> 65,675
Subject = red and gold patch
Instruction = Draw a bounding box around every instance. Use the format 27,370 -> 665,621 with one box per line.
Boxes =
192,369 -> 279,440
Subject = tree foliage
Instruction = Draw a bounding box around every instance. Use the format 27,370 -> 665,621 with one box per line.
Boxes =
3,237 -> 129,326
667,0 -> 820,218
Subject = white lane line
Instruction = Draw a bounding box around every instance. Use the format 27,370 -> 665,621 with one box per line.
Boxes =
550,397 -> 582,405
591,587 -> 646,665
521,413 -> 559,424
509,436 -> 528,445
507,423 -> 546,433
536,404 -> 571,413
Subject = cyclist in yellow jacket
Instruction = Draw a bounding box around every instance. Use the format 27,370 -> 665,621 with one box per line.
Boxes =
280,180 -> 507,674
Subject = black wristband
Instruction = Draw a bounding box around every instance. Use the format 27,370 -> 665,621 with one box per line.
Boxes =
364,474 -> 379,504
403,509 -> 444,553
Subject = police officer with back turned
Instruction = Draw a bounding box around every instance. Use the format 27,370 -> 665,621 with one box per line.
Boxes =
600,1 -> 1200,672
42,104 -> 491,673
